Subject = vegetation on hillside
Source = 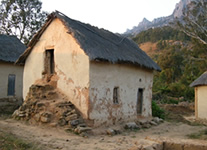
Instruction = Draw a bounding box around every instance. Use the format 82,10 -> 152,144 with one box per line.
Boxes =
132,26 -> 207,102
132,26 -> 190,44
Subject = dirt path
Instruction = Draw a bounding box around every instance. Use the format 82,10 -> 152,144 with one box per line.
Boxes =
0,117 -> 207,150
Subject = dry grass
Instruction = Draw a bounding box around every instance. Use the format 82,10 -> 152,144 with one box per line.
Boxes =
139,42 -> 158,56
0,130 -> 42,150
187,129 -> 207,140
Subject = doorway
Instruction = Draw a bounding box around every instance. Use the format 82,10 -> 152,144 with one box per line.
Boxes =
137,88 -> 143,114
45,49 -> 55,74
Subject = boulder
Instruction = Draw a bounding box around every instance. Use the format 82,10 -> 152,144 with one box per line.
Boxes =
75,127 -> 92,134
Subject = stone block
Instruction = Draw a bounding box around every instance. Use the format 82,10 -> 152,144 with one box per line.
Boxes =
58,118 -> 67,126
149,121 -> 158,126
124,122 -> 140,129
106,128 -> 116,136
75,127 -> 92,134
40,116 -> 50,123
65,114 -> 78,121
69,119 -> 80,127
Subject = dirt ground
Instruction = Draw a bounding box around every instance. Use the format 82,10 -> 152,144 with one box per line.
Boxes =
0,115 -> 207,150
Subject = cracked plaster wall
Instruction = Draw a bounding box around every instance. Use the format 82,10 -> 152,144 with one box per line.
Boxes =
89,62 -> 154,126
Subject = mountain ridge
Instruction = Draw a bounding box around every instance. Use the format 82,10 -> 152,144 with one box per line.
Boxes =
124,0 -> 194,36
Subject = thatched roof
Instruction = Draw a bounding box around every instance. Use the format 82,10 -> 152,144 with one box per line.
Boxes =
16,11 -> 161,71
190,71 -> 207,87
0,34 -> 26,63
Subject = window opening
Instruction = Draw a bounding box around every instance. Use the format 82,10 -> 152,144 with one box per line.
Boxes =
113,87 -> 119,104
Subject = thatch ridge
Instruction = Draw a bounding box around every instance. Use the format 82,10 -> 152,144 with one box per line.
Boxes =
0,34 -> 26,63
190,71 -> 207,87
16,11 -> 161,71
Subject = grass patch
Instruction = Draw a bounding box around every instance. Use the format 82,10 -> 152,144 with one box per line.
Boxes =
187,129 -> 207,140
0,130 -> 42,150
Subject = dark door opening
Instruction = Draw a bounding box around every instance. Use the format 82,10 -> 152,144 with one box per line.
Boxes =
137,88 -> 143,114
8,74 -> 15,96
45,49 -> 55,74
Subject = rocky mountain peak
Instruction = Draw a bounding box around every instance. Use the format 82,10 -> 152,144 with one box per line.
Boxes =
124,0 -> 196,36
138,18 -> 152,26
173,0 -> 194,18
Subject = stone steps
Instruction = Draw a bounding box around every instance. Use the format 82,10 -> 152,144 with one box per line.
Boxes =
13,84 -> 91,135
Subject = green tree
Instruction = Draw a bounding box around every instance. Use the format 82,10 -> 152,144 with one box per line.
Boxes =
0,0 -> 47,44
174,0 -> 207,45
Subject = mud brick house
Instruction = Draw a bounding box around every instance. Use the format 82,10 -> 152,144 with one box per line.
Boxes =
0,35 -> 26,113
190,71 -> 207,120
16,11 -> 161,126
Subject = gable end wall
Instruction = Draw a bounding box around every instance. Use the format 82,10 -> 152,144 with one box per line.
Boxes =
23,18 -> 90,118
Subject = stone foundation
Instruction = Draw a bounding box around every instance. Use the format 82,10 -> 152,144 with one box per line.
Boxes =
0,97 -> 22,114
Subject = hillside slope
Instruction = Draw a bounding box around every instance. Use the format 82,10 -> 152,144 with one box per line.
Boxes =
133,26 -> 207,102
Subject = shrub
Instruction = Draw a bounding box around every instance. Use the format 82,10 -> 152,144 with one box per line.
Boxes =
152,100 -> 165,119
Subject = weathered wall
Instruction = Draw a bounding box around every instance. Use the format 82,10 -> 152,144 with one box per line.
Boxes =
195,86 -> 207,119
23,18 -> 90,118
89,62 -> 154,126
0,62 -> 23,99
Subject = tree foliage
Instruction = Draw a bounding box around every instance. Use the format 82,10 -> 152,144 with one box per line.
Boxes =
174,0 -> 207,45
0,0 -> 47,44
153,39 -> 207,101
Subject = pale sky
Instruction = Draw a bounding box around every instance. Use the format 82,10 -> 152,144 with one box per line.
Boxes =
42,0 -> 180,33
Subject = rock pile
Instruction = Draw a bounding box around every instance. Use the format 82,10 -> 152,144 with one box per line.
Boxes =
125,117 -> 164,130
106,117 -> 164,136
13,84 -> 91,135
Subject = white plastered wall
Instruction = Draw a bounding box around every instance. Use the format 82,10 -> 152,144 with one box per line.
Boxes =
0,62 -> 23,99
196,86 -> 207,119
89,62 -> 154,126
23,18 -> 90,118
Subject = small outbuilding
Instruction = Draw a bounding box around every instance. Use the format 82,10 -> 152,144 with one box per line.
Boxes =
0,34 -> 26,112
16,11 -> 161,126
190,71 -> 207,120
